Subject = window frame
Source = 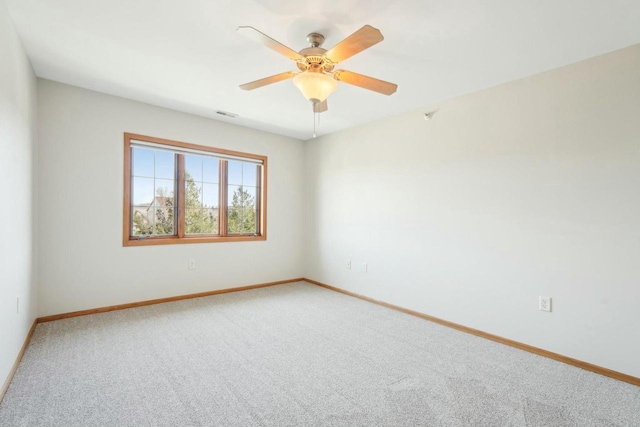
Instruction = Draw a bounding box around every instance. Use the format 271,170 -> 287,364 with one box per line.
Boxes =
123,132 -> 267,246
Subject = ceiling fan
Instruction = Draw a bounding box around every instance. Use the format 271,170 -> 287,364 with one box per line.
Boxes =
237,25 -> 397,113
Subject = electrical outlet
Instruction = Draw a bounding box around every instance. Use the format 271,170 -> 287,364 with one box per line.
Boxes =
346,259 -> 351,270
539,296 -> 552,312
188,259 -> 196,270
362,262 -> 368,273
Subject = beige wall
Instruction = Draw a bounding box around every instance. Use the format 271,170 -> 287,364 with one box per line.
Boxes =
0,0 -> 38,391
305,45 -> 640,377
37,80 -> 306,316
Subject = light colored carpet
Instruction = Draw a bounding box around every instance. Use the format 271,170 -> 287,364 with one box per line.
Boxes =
0,282 -> 638,426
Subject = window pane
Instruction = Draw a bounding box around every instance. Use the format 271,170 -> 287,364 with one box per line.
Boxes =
133,177 -> 154,205
185,209 -> 201,234
227,160 -> 243,185
202,183 -> 218,208
185,181 -> 203,209
155,151 -> 175,179
185,155 -> 203,182
132,147 -> 154,177
203,208 -> 218,234
245,206 -> 258,233
185,209 -> 218,235
132,208 -> 152,236
227,184 -> 257,234
153,206 -> 174,235
243,186 -> 257,202
227,207 -> 239,234
243,164 -> 258,187
131,170 -> 175,237
155,179 -> 174,199
203,157 -> 219,183
227,185 -> 239,207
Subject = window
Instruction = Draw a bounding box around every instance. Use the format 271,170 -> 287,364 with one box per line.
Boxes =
123,133 -> 267,246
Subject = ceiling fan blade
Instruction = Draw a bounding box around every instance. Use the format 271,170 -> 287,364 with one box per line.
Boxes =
313,99 -> 328,113
324,25 -> 384,64
239,71 -> 297,91
237,26 -> 304,61
333,70 -> 397,95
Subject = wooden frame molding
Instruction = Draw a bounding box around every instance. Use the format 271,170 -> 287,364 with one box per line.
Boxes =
123,132 -> 268,246
0,320 -> 37,405
37,278 -> 303,323
303,278 -> 640,387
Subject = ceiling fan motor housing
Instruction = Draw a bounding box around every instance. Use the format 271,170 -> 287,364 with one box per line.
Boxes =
306,32 -> 325,47
297,50 -> 335,72
296,34 -> 335,72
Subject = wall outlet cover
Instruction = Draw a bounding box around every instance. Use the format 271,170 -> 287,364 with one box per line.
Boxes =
539,296 -> 552,312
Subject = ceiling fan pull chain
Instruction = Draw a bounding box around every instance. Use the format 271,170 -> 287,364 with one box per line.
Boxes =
313,111 -> 317,138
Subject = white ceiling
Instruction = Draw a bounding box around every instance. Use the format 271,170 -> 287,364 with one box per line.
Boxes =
6,0 -> 640,140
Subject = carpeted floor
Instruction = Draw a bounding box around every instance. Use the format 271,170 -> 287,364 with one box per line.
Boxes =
0,281 -> 638,426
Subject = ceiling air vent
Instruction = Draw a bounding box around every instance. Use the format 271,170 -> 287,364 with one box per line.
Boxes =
216,110 -> 238,118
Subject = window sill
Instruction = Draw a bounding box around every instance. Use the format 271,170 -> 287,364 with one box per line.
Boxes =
123,234 -> 266,246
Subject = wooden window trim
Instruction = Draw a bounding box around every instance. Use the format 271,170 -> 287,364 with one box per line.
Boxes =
123,133 -> 267,246
177,154 -> 186,238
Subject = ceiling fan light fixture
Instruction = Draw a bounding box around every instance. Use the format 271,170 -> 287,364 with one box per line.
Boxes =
238,25 -> 396,115
293,71 -> 338,104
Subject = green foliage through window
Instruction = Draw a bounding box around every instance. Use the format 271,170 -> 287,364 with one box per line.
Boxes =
228,186 -> 256,234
